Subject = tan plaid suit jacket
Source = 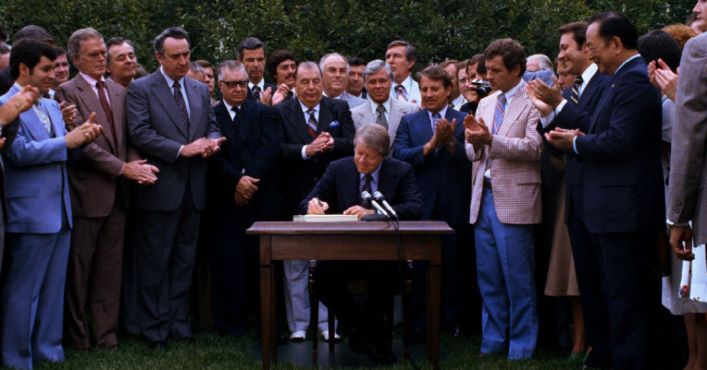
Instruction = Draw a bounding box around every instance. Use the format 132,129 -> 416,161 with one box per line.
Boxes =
465,83 -> 542,225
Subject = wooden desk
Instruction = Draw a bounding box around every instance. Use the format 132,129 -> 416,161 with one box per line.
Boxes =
247,221 -> 453,370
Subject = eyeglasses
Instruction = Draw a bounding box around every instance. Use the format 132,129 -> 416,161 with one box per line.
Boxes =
220,79 -> 249,88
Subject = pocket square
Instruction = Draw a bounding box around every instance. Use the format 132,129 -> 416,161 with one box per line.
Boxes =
329,120 -> 340,129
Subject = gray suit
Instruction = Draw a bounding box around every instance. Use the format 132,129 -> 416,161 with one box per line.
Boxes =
337,91 -> 367,109
351,98 -> 418,146
668,33 -> 707,244
126,70 -> 220,343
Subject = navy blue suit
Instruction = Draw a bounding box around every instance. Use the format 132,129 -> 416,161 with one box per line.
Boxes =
300,156 -> 422,354
552,56 -> 663,370
0,86 -> 73,369
206,99 -> 281,335
392,107 -> 471,332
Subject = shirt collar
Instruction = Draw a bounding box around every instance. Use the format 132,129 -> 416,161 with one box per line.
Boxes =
79,72 -> 105,88
160,66 -> 184,90
581,63 -> 598,85
299,100 -> 320,115
368,96 -> 391,116
502,79 -> 524,102
400,74 -> 414,91
360,163 -> 383,186
223,99 -> 241,112
615,53 -> 641,75
248,79 -> 265,91
428,105 -> 448,120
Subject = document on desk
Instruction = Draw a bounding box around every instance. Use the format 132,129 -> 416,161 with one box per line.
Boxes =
292,214 -> 360,222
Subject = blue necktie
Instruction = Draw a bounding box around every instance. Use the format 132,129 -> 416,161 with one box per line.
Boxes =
493,94 -> 506,134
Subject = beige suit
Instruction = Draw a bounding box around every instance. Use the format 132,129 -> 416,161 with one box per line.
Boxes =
668,33 -> 707,245
56,75 -> 138,349
351,98 -> 418,146
465,86 -> 542,225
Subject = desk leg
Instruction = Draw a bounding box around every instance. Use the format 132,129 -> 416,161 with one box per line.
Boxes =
261,235 -> 275,369
427,262 -> 441,370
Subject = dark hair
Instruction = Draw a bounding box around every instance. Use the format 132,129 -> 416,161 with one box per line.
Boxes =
588,12 -> 638,50
238,36 -> 264,58
386,40 -> 416,62
484,38 -> 526,76
267,49 -> 296,78
55,47 -> 66,56
106,37 -> 136,64
638,30 -> 682,73
558,21 -> 588,49
10,39 -> 58,79
418,64 -> 452,89
468,54 -> 487,75
11,25 -> 54,46
153,27 -> 190,54
347,56 -> 366,67
439,59 -> 459,71
0,24 -> 7,42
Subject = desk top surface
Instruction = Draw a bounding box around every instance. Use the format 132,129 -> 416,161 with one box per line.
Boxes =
247,221 -> 454,235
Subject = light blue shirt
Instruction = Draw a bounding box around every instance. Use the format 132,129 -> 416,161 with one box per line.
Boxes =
427,106 -> 448,131
160,66 -> 191,118
359,163 -> 382,194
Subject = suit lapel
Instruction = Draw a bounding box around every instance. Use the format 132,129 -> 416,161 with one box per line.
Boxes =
151,73 -> 188,140
19,107 -> 50,141
344,161 -> 360,208
77,76 -> 117,153
497,88 -> 526,138
418,110 -> 434,142
377,159 -> 398,201
185,78 -> 203,141
318,98 -> 334,132
236,100 -> 254,147
290,100 -> 312,143
107,81 -> 126,155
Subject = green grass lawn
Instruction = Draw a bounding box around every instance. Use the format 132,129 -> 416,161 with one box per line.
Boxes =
35,331 -> 583,370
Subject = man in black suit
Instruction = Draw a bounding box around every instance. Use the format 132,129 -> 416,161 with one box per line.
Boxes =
206,60 -> 281,336
126,27 -> 224,349
301,124 -> 422,364
274,61 -> 354,341
238,37 -> 276,104
266,49 -> 297,105
529,13 -> 663,370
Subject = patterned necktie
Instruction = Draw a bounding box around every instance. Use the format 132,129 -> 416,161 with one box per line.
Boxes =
570,75 -> 584,104
395,85 -> 407,101
252,85 -> 261,101
376,104 -> 388,129
360,173 -> 373,207
306,108 -> 318,138
493,93 -> 506,134
172,81 -> 190,136
96,80 -> 118,145
35,103 -> 54,136
431,111 -> 442,131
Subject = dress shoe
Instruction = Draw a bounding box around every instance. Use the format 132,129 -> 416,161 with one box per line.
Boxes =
320,330 -> 341,342
289,330 -> 307,342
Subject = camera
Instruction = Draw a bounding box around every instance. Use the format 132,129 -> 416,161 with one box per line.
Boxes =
471,80 -> 492,97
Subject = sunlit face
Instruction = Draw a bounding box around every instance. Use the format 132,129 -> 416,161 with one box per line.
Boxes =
485,55 -> 521,93
107,42 -> 137,83
202,66 -> 215,95
442,63 -> 459,98
0,52 -> 9,70
275,59 -> 296,87
53,53 -> 70,86
295,66 -> 323,108
219,68 -> 249,107
241,48 -> 265,83
354,142 -> 384,175
23,56 -> 56,94
347,64 -> 365,96
156,37 -> 190,80
585,22 -> 618,74
187,69 -> 204,81
558,32 -> 590,75
385,45 -> 414,83
420,75 -> 451,113
75,37 -> 107,80
458,68 -> 475,102
365,68 -> 391,104
322,55 -> 348,97
694,0 -> 707,33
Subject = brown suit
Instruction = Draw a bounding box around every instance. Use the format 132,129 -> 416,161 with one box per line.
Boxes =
667,33 -> 707,245
56,74 -> 138,348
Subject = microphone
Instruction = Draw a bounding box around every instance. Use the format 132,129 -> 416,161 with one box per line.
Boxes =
361,191 -> 390,219
372,191 -> 398,219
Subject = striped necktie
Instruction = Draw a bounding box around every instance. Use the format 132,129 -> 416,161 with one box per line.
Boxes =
570,76 -> 583,104
306,108 -> 318,138
492,93 -> 506,134
395,85 -> 407,101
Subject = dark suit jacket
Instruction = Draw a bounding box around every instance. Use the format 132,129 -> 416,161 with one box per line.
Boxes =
0,68 -> 12,96
275,96 -> 355,215
56,75 -> 139,218
392,108 -> 470,226
209,99 -> 281,220
554,56 -> 663,234
299,157 -> 422,220
127,72 -> 220,211
539,70 -> 610,221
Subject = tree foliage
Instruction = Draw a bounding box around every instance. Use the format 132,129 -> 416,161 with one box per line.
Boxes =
0,0 -> 696,75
